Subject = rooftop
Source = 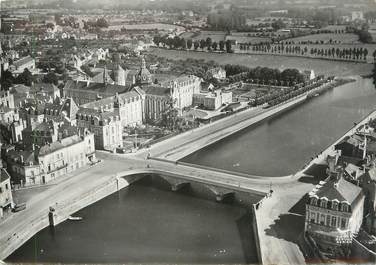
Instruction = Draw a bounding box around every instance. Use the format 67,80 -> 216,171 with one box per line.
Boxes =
141,85 -> 171,97
312,176 -> 362,207
64,80 -> 128,95
0,168 -> 10,183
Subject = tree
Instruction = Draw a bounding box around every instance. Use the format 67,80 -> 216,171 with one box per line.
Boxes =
225,40 -> 232,53
43,72 -> 59,85
0,70 -> 15,90
373,63 -> 376,89
219,40 -> 225,51
357,30 -> 373,44
173,36 -> 181,49
153,35 -> 161,47
96,18 -> 109,28
199,39 -> 206,50
194,40 -> 200,50
206,37 -> 212,51
15,68 -> 34,86
180,38 -> 187,50
271,19 -> 286,31
187,39 -> 193,50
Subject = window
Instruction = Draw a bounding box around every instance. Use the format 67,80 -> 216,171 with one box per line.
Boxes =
0,187 -> 2,193
326,215 -> 330,226
311,198 -> 317,206
320,214 -> 325,225
5,184 -> 8,190
331,216 -> 337,227
320,199 -> 327,208
332,201 -> 339,211
341,218 -> 347,229
341,203 -> 349,212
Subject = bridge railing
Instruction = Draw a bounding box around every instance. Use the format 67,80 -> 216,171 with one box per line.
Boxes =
150,157 -> 264,179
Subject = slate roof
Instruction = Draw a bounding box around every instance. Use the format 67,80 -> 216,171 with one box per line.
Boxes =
64,80 -> 128,95
38,135 -> 82,156
141,85 -> 171,97
0,168 -> 10,182
31,83 -> 59,95
314,177 -> 362,207
13,56 -> 34,68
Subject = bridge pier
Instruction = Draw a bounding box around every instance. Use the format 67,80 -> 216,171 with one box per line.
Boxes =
206,185 -> 235,202
171,182 -> 189,191
159,175 -> 190,192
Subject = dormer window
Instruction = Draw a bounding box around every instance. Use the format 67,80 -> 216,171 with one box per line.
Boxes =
341,203 -> 349,212
332,200 -> 339,211
320,198 -> 327,208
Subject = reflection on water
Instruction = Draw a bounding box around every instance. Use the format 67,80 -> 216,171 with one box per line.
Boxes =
182,78 -> 376,176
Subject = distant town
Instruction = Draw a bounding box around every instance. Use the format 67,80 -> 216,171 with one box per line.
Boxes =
1,0 -> 376,264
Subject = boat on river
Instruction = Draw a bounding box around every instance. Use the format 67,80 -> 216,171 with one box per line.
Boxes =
68,216 -> 83,221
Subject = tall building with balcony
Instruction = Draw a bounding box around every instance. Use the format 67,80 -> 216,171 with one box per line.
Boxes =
305,160 -> 365,257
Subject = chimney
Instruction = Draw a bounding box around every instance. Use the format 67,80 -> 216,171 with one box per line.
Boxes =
327,155 -> 336,174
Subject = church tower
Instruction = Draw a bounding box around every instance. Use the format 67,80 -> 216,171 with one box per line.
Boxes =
135,56 -> 152,86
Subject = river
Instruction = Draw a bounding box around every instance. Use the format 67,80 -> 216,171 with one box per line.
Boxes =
6,178 -> 258,264
182,77 -> 376,176
6,77 -> 376,263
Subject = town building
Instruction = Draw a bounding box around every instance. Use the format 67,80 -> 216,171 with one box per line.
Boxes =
135,56 -> 153,86
205,67 -> 227,81
0,105 -> 19,124
2,129 -> 95,186
76,108 -> 122,151
63,80 -> 129,105
0,90 -> 15,109
193,90 -> 233,110
81,91 -> 143,127
302,70 -> 316,81
351,11 -> 364,21
9,55 -> 35,74
360,166 -> 376,236
160,75 -> 201,110
305,156 -> 365,257
141,85 -> 171,123
0,168 -> 13,218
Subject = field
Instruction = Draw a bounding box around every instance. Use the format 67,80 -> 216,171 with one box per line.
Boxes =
180,31 -> 271,44
105,23 -> 185,32
285,33 -> 360,44
150,48 -> 373,77
181,31 -> 227,43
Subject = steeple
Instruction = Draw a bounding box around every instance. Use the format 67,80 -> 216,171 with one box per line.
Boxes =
103,65 -> 108,86
141,55 -> 146,69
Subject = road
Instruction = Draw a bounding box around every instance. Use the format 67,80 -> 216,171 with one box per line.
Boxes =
145,94 -> 307,162
0,152 -> 277,260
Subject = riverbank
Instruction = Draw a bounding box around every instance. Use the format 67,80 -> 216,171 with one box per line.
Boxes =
150,78 -> 336,162
150,48 -> 373,76
253,107 -> 376,265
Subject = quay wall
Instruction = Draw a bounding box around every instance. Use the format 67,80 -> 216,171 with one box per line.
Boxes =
0,175 -> 139,260
295,108 -> 376,177
252,204 -> 263,265
158,93 -> 309,161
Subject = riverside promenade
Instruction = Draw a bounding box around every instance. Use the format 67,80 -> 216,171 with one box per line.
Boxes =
253,109 -> 376,265
149,93 -> 308,161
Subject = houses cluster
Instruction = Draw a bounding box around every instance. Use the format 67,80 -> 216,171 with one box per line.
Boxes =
0,50 -> 233,215
305,121 -> 376,259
